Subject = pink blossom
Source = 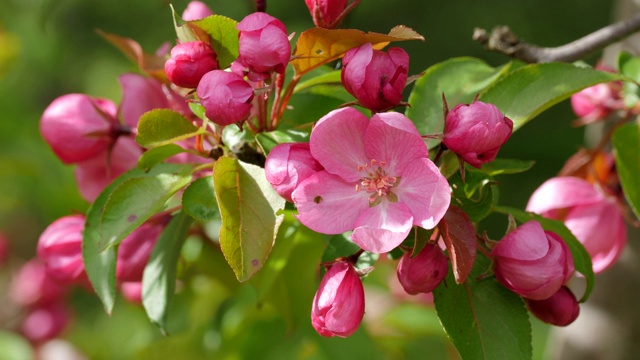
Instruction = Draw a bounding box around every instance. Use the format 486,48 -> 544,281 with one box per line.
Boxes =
9,259 -> 66,308
570,83 -> 621,121
291,108 -> 450,253
305,0 -> 348,29
442,101 -> 513,168
311,261 -> 364,337
525,286 -> 580,326
265,143 -> 323,202
120,282 -> 143,304
491,221 -> 574,300
526,176 -> 626,273
341,43 -> 409,112
181,1 -> 214,21
40,94 -> 118,164
37,215 -> 87,285
196,70 -> 254,126
0,233 -> 9,268
236,13 -> 291,80
116,221 -> 165,282
165,41 -> 218,88
21,302 -> 70,344
396,243 -> 449,295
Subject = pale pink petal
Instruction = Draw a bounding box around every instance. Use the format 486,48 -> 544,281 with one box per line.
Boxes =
492,221 -> 551,260
310,108 -> 369,182
394,158 -> 450,229
351,201 -> 413,253
526,177 -> 604,215
293,171 -> 369,234
118,73 -> 171,128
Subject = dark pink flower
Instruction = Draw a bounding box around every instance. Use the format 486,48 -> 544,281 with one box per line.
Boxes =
21,302 -> 70,344
165,41 -> 219,88
305,0 -> 348,28
182,1 -> 214,21
526,286 -> 580,326
397,243 -> 449,295
491,221 -> 574,300
116,221 -> 165,282
196,70 -> 254,126
265,143 -> 323,202
37,215 -> 87,285
570,83 -> 621,121
341,43 -> 409,112
9,259 -> 66,308
40,94 -> 118,164
0,233 -> 9,268
236,12 -> 291,80
526,176 -> 626,273
311,261 -> 364,337
442,101 -> 513,168
292,108 -> 450,253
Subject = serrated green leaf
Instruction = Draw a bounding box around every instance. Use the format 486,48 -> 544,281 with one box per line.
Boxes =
138,144 -> 187,171
142,211 -> 193,333
480,63 -> 626,131
182,176 -> 219,222
191,15 -> 240,69
255,130 -> 310,155
494,206 -> 594,302
136,109 -> 202,149
406,57 -> 512,145
434,253 -> 532,360
213,157 -> 286,282
477,159 -> 535,176
613,121 -> 640,220
98,164 -> 193,251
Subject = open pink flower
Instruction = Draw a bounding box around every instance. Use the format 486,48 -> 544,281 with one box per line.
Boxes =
526,176 -> 626,273
291,108 -> 450,253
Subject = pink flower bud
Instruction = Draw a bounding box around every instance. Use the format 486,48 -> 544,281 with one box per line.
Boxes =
40,94 -> 118,164
265,143 -> 323,202
181,1 -> 214,21
525,286 -> 580,326
570,83 -> 621,121
341,43 -> 409,112
305,0 -> 348,28
37,215 -> 86,285
196,70 -> 254,126
74,136 -> 142,202
0,233 -> 9,268
10,259 -> 66,308
396,243 -> 449,295
311,261 -> 365,337
491,221 -> 574,300
120,282 -> 143,304
116,221 -> 165,282
165,41 -> 219,88
526,176 -> 626,273
442,101 -> 513,168
21,302 -> 70,343
236,13 -> 291,79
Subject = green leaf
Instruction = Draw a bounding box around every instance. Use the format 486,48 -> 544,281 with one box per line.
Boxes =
494,206 -> 594,302
481,63 -> 626,131
322,233 -> 360,263
136,109 -> 202,149
138,144 -> 187,171
477,159 -> 535,176
406,57 -> 512,143
191,15 -> 240,69
613,121 -> 640,220
255,130 -> 310,155
213,157 -> 286,282
182,176 -> 219,222
450,168 -> 497,223
98,164 -> 193,251
142,211 -> 193,333
294,69 -> 342,93
278,93 -> 346,130
618,52 -> 640,107
0,331 -> 33,360
434,253 -> 532,360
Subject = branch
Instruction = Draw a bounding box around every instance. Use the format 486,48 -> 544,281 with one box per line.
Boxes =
473,12 -> 640,63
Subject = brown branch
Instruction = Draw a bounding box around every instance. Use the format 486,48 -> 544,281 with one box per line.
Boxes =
473,12 -> 640,63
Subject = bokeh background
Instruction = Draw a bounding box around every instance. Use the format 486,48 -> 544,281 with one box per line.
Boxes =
0,0 -> 630,359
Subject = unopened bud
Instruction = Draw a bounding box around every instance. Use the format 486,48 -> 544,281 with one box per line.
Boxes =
396,243 -> 449,295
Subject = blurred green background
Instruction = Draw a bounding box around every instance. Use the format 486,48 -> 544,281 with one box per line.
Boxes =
0,0 -> 618,359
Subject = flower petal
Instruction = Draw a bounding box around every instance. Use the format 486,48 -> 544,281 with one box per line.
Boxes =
118,74 -> 171,128
491,221 -> 551,260
351,201 -> 413,253
526,177 -> 604,215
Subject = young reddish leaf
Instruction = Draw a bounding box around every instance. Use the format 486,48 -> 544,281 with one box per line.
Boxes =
438,205 -> 477,284
291,26 -> 424,76
96,30 -> 167,81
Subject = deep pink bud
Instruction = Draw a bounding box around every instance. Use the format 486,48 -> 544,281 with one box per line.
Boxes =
305,0 -> 348,28
181,1 -> 214,21
442,101 -> 513,168
396,243 -> 449,295
236,13 -> 291,79
265,143 -> 323,202
311,261 -> 365,337
116,221 -> 164,282
120,282 -> 143,304
341,43 -> 409,112
21,302 -> 70,343
165,41 -> 219,88
10,259 -> 66,308
526,286 -> 580,326
74,136 -> 142,202
196,70 -> 254,126
492,221 -> 574,300
0,233 -> 9,268
37,215 -> 87,285
570,83 -> 621,121
40,94 -> 117,164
